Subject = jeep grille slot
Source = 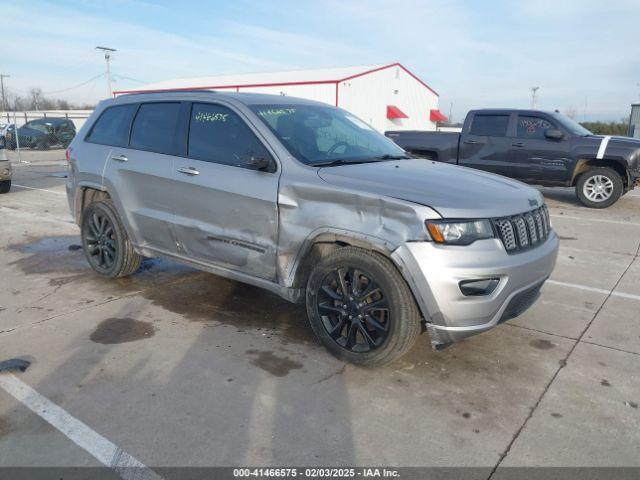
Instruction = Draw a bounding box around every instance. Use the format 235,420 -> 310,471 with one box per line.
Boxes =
493,206 -> 551,253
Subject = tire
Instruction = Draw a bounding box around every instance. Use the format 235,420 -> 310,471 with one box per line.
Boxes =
36,138 -> 50,150
575,167 -> 623,208
306,246 -> 421,367
0,180 -> 10,194
81,199 -> 142,278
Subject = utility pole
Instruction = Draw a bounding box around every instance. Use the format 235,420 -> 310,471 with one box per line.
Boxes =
96,46 -> 116,97
531,86 -> 540,109
448,102 -> 453,124
0,74 -> 9,112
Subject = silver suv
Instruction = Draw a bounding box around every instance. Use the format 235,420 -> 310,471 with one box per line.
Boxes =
66,92 -> 559,366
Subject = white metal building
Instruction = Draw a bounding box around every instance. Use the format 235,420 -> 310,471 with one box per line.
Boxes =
114,63 -> 446,132
630,104 -> 640,139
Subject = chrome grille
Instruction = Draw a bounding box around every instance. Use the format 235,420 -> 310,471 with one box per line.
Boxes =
493,206 -> 551,254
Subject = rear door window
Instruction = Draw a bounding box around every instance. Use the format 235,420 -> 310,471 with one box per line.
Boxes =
130,102 -> 182,155
517,116 -> 554,140
86,104 -> 137,147
469,115 -> 510,137
188,102 -> 272,169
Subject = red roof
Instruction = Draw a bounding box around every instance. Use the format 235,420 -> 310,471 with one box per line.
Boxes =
113,62 -> 439,97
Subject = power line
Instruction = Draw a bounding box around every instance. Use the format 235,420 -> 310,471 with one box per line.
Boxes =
42,72 -> 106,95
112,74 -> 148,84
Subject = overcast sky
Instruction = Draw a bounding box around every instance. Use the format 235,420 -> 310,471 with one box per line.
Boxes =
3,0 -> 639,121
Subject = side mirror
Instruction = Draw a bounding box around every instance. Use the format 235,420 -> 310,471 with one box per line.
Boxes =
545,128 -> 564,140
247,155 -> 273,172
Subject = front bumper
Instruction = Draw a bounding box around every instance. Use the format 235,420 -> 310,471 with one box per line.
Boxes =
392,232 -> 559,347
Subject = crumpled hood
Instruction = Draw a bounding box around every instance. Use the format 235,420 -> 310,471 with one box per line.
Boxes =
318,159 -> 544,218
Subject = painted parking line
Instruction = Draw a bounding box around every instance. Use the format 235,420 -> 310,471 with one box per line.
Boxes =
550,214 -> 640,227
0,374 -> 163,480
547,279 -> 640,302
12,183 -> 66,195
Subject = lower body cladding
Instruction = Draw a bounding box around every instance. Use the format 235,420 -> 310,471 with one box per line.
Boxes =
392,233 -> 559,348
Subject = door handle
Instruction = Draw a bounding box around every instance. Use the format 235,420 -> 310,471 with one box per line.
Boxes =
111,154 -> 128,162
512,142 -> 524,147
178,166 -> 200,176
463,140 -> 479,145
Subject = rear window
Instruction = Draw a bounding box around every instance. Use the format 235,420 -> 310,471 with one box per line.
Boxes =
470,114 -> 510,137
130,102 -> 181,155
86,104 -> 136,147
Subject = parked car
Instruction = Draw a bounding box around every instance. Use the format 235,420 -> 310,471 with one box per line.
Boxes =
386,109 -> 640,208
66,92 -> 558,366
0,142 -> 11,193
0,123 -> 14,148
6,117 -> 76,150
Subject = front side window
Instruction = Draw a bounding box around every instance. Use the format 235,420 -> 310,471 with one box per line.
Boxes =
469,114 -> 510,137
188,103 -> 272,169
130,102 -> 181,155
87,104 -> 136,147
249,104 -> 406,165
517,116 -> 554,140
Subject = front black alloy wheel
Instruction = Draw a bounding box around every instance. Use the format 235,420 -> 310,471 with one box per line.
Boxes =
306,246 -> 421,367
317,267 -> 390,353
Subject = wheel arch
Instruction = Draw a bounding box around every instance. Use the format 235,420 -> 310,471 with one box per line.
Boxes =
73,183 -> 111,223
571,158 -> 629,187
287,230 -> 396,290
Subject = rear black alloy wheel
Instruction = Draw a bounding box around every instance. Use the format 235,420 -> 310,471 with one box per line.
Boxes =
317,267 -> 390,353
306,246 -> 421,367
85,211 -> 117,271
81,199 -> 142,278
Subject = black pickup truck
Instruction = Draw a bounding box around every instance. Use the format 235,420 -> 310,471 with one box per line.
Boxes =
386,109 -> 640,208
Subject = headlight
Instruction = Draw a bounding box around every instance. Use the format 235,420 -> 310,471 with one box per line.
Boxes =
425,219 -> 494,245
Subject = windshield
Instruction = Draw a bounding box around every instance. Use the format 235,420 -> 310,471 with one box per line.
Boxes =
24,121 -> 52,133
249,104 -> 407,165
551,113 -> 593,136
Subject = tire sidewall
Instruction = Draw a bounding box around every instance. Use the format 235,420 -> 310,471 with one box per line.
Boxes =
576,168 -> 623,208
81,201 -> 128,278
305,249 -> 408,366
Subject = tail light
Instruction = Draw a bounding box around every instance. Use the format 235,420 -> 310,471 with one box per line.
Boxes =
65,147 -> 71,163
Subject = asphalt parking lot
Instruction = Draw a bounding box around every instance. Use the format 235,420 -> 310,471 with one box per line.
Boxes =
1,149 -> 639,477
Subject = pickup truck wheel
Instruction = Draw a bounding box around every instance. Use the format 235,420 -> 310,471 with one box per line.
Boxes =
0,180 -> 10,194
81,200 -> 142,278
306,246 -> 421,367
576,167 -> 623,208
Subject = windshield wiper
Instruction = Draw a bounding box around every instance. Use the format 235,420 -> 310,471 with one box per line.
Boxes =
310,158 -> 384,167
374,154 -> 412,160
311,154 -> 412,167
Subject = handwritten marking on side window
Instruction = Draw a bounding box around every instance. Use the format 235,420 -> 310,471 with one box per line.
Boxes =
195,112 -> 229,123
258,108 -> 296,117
